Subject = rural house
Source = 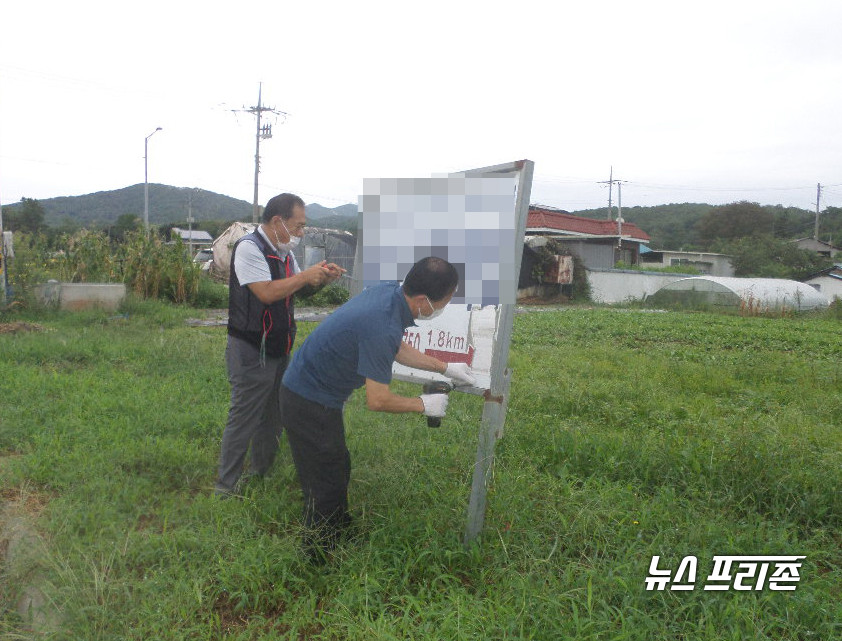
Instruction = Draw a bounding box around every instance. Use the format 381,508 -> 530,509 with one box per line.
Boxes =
523,206 -> 651,271
802,264 -> 842,301
518,206 -> 651,296
792,238 -> 840,259
170,227 -> 213,249
639,249 -> 734,276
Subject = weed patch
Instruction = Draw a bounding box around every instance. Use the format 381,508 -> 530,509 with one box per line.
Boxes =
1,306 -> 840,638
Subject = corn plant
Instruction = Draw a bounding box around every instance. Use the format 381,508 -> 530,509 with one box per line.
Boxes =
57,229 -> 117,283
121,231 -> 200,304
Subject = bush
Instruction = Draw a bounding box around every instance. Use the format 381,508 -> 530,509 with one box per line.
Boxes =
615,260 -> 701,275
297,282 -> 350,306
122,232 -> 200,304
57,229 -> 118,282
4,232 -> 59,305
530,240 -> 591,302
193,276 -> 229,308
828,297 -> 842,321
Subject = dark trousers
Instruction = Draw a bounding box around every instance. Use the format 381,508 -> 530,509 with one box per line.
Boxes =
279,384 -> 351,535
216,335 -> 288,493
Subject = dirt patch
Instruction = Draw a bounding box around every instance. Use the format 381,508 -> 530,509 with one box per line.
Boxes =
517,294 -> 571,305
0,486 -> 50,518
1,485 -> 61,634
187,307 -> 337,326
0,322 -> 48,334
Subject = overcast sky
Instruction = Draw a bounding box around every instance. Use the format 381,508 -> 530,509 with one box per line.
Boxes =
2,0 -> 841,216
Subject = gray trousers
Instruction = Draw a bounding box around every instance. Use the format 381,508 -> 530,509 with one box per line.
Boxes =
215,335 -> 289,493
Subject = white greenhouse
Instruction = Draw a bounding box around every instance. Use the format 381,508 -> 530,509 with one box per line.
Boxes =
647,276 -> 830,312
209,223 -> 356,290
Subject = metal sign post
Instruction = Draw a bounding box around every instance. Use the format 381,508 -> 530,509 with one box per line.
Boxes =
459,160 -> 533,546
0,189 -> 7,305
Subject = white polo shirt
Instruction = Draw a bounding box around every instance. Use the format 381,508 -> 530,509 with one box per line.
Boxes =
233,225 -> 301,286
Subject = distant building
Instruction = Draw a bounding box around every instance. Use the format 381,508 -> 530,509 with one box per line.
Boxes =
524,206 -> 650,270
519,206 -> 652,298
791,238 -> 840,259
802,264 -> 842,301
171,227 -> 213,248
209,223 -> 355,290
639,249 -> 734,277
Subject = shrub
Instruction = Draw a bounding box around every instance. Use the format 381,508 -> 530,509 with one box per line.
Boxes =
193,276 -> 229,308
57,229 -> 118,282
530,240 -> 591,302
4,232 -> 59,305
297,282 -> 350,306
122,232 -> 200,304
615,260 -> 701,275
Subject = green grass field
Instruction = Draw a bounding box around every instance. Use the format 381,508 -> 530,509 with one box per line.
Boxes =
1,303 -> 840,640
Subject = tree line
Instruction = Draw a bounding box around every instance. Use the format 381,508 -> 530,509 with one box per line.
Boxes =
694,201 -> 836,279
4,197 -> 838,284
1,198 -> 237,248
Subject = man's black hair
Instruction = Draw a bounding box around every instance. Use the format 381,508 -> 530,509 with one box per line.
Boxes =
402,257 -> 459,302
262,193 -> 305,223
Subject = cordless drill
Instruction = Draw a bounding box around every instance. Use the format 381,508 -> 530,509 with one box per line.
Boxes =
422,381 -> 453,427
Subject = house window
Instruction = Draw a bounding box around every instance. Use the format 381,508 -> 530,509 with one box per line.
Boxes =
670,259 -> 713,274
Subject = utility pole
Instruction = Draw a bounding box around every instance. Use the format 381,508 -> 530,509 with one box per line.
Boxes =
617,180 -> 624,245
234,83 -> 288,223
0,184 -> 7,305
144,127 -> 163,235
187,190 -> 195,257
814,183 -> 822,241
598,166 -> 622,220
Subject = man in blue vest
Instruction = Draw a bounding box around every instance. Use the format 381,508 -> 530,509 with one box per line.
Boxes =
215,193 -> 344,496
280,256 -> 476,559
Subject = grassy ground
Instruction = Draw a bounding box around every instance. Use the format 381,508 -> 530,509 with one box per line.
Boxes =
1,302 -> 840,640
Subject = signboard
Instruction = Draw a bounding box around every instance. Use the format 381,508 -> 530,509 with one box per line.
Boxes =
546,254 -> 574,285
357,173 -> 519,306
393,304 -> 498,392
353,159 -> 534,545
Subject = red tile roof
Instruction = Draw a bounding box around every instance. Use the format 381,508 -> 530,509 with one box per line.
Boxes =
527,206 -> 650,242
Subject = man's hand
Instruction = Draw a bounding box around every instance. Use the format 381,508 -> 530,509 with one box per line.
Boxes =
301,262 -> 330,287
420,393 -> 449,417
444,363 -> 476,387
322,262 -> 346,284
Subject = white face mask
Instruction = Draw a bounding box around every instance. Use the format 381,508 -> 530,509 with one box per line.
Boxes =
418,295 -> 445,321
274,219 -> 302,252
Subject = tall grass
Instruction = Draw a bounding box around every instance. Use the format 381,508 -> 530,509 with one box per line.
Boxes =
4,230 -> 216,308
1,307 -> 840,639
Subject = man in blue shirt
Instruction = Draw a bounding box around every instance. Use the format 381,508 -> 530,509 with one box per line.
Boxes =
280,256 -> 476,558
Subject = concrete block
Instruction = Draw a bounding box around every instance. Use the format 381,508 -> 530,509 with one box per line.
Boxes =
34,281 -> 126,311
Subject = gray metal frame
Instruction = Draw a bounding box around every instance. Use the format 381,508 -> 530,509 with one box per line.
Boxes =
457,160 -> 534,546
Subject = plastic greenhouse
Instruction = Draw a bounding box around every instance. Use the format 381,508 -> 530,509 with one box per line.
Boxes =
210,223 -> 356,290
647,276 -> 830,312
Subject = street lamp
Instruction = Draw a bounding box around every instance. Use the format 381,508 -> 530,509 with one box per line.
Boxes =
144,127 -> 162,234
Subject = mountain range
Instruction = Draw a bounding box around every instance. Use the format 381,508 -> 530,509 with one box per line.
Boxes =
4,183 -> 357,228
3,184 -> 832,249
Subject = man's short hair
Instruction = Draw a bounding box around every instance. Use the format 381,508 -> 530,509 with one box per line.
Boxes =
402,257 -> 459,302
262,193 -> 305,223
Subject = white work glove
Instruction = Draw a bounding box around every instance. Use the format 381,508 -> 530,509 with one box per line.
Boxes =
420,393 -> 449,418
444,363 -> 477,387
